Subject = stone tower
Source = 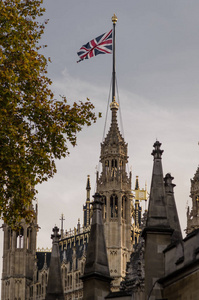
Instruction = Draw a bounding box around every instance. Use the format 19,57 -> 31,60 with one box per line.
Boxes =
143,141 -> 172,299
187,166 -> 199,234
96,98 -> 133,290
1,204 -> 38,300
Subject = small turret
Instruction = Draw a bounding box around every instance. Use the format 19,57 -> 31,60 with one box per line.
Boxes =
83,175 -> 91,228
45,226 -> 64,300
60,214 -> 65,239
86,175 -> 91,199
146,141 -> 170,229
135,176 -> 139,190
81,193 -> 112,300
164,173 -> 182,242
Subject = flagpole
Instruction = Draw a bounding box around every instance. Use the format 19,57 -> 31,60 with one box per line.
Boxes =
112,14 -> 117,103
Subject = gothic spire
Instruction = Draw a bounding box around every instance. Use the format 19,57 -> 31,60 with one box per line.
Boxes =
164,173 -> 182,242
86,174 -> 91,192
83,176 -> 91,228
135,176 -> 139,190
83,193 -> 110,277
102,13 -> 125,149
45,226 -> 64,300
81,193 -> 112,299
146,141 -> 170,229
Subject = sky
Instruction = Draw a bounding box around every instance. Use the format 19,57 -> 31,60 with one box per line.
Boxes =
1,0 -> 199,288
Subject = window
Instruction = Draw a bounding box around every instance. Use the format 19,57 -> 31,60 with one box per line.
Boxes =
17,228 -> 24,249
102,196 -> 107,219
111,159 -> 117,177
27,227 -> 32,250
122,196 -> 127,219
110,194 -> 118,218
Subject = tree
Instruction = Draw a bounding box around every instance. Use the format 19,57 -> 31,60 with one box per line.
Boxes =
0,0 -> 97,227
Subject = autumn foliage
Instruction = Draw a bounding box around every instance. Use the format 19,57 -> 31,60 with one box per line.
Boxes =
0,0 -> 97,227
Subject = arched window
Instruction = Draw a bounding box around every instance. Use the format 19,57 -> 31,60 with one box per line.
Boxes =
122,196 -> 127,219
8,229 -> 12,249
27,227 -> 32,250
112,159 -> 117,168
111,159 -> 117,177
17,228 -> 24,249
102,196 -> 107,219
110,194 -> 118,218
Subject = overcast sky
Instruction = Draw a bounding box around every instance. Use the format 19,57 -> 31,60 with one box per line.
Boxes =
1,0 -> 199,287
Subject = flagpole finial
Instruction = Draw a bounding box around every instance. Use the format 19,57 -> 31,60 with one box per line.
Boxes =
112,14 -> 117,24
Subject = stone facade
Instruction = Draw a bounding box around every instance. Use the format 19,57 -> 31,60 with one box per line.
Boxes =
96,98 -> 133,290
1,206 -> 38,300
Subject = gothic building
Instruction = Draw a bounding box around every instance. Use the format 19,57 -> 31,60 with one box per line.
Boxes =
1,92 -> 148,300
1,120 -> 199,300
1,205 -> 38,300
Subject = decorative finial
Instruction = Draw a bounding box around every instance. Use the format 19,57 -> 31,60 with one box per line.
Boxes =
51,226 -> 61,243
112,14 -> 118,24
110,97 -> 119,110
151,140 -> 164,159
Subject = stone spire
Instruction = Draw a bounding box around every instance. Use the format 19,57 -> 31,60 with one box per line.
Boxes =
135,175 -> 139,190
83,175 -> 91,228
98,99 -> 130,189
86,174 -> 91,194
164,173 -> 182,242
102,99 -> 126,155
81,193 -> 112,300
146,141 -> 170,229
187,165 -> 199,234
143,141 -> 173,300
45,226 -> 64,300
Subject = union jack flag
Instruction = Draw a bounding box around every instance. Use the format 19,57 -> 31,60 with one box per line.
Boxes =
77,29 -> 112,63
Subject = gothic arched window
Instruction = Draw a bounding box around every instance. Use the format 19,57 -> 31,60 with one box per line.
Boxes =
122,196 -> 127,219
110,194 -> 118,218
102,196 -> 107,219
8,229 -> 12,250
27,227 -> 32,250
17,228 -> 24,249
111,159 -> 118,177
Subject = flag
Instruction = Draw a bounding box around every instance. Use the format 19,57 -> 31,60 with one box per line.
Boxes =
77,29 -> 112,62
